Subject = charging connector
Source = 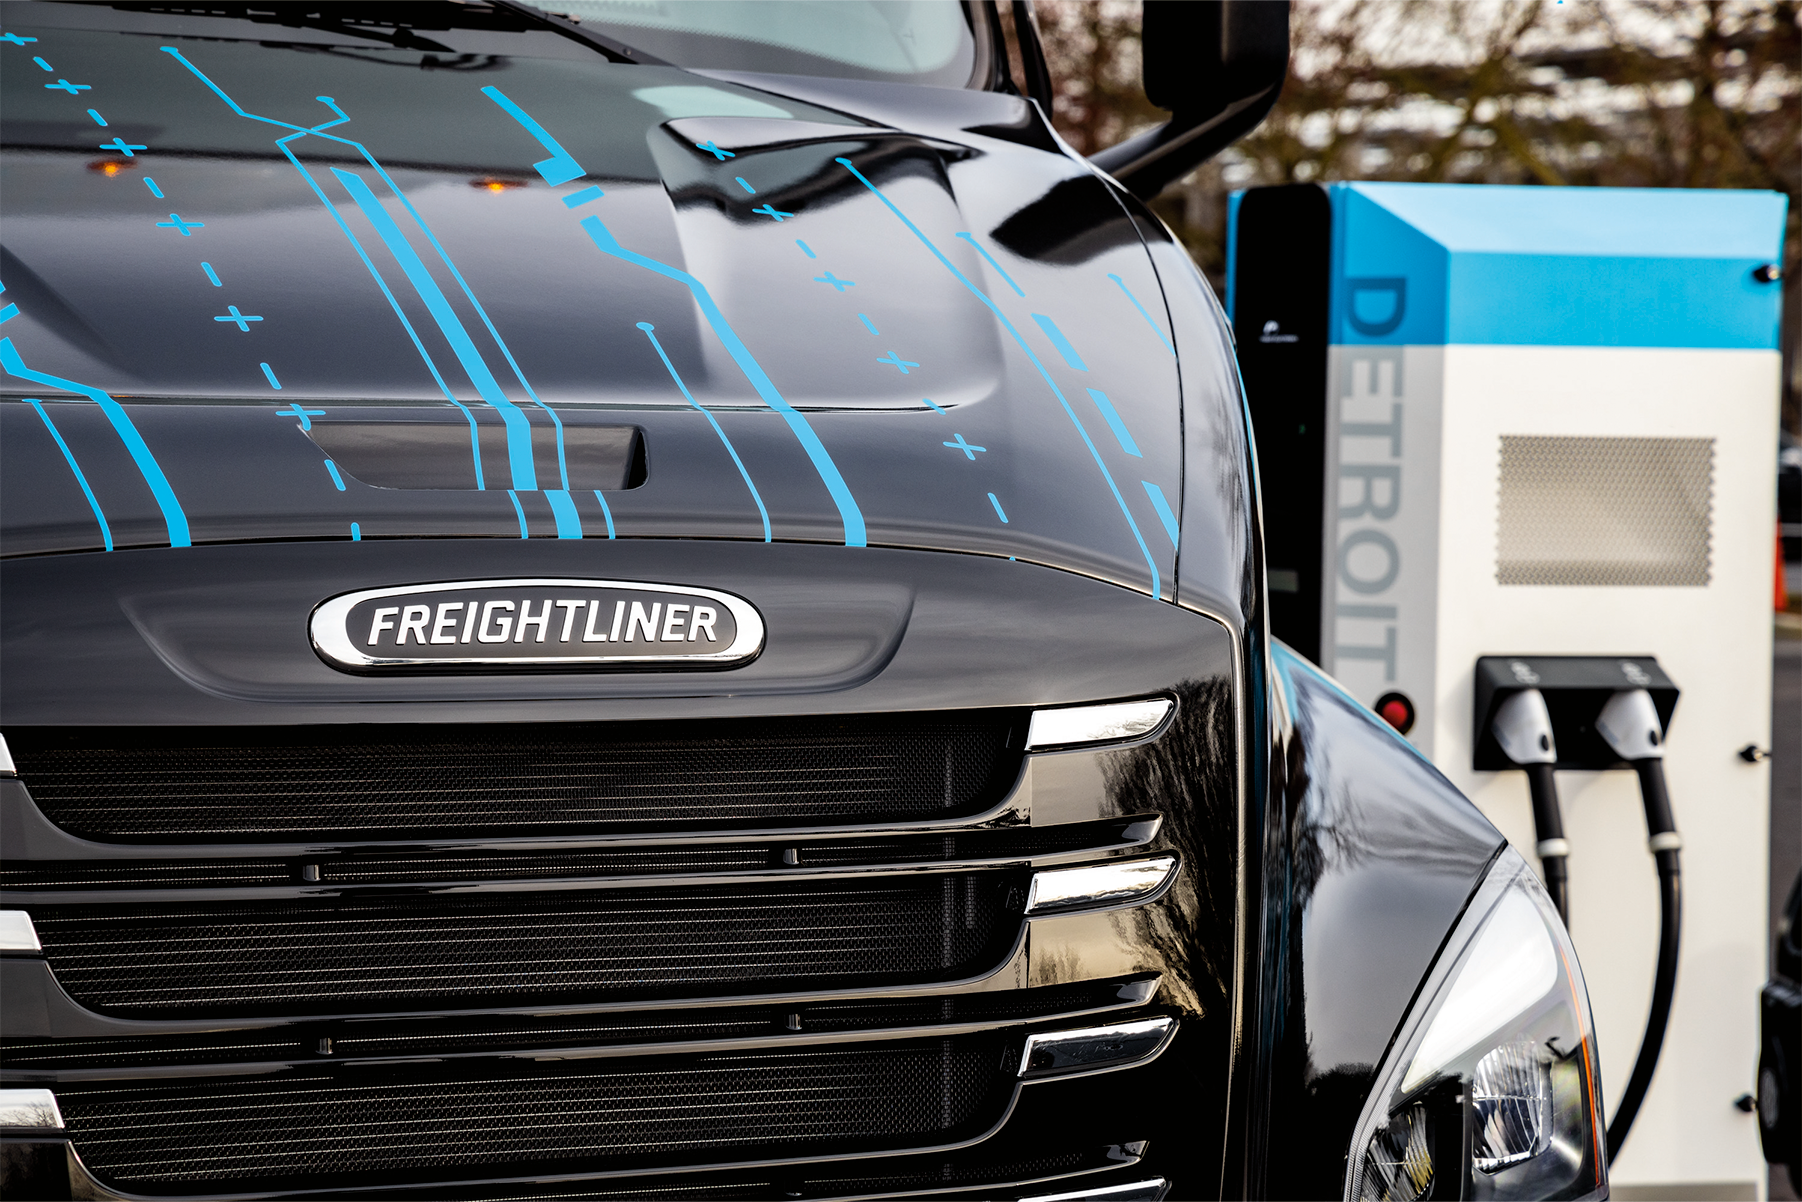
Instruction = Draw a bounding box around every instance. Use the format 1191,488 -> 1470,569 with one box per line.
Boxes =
1596,687 -> 1682,1164
1491,688 -> 1570,923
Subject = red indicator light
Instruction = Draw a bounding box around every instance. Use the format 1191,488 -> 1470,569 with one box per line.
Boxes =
1375,691 -> 1416,735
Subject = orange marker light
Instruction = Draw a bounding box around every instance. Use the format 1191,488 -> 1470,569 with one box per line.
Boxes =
472,178 -> 524,192
88,159 -> 130,176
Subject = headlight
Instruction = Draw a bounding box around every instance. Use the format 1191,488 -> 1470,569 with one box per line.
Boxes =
1345,849 -> 1606,1201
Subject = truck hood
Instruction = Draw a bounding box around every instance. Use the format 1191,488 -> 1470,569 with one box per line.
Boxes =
1,19 -> 1195,598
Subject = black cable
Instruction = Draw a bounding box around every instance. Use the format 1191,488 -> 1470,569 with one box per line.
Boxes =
1606,757 -> 1682,1163
1523,761 -> 1569,924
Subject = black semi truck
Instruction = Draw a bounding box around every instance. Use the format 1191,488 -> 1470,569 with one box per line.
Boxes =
0,3 -> 1606,1198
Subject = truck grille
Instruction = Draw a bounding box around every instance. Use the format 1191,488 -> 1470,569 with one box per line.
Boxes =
52,1037 -> 1012,1188
30,876 -> 1016,1017
8,712 -> 1021,841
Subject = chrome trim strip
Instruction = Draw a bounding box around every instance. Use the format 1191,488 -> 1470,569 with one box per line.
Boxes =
1021,1179 -> 1170,1202
0,910 -> 41,953
1019,1017 -> 1177,1080
0,1088 -> 63,1130
1025,855 -> 1178,915
1026,698 -> 1173,750
309,578 -> 765,669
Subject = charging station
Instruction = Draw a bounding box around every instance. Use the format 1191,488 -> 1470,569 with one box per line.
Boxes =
1228,182 -> 1788,1194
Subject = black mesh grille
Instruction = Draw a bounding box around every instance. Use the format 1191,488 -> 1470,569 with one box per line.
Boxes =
9,714 -> 1021,841
2,979 -> 1146,1070
31,876 -> 1017,1017
54,1038 -> 1012,1188
0,820 -> 1148,890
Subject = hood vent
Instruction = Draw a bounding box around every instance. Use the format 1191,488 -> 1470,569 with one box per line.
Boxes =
307,418 -> 644,491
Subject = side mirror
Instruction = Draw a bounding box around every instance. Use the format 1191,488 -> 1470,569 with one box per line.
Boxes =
1091,0 -> 1290,199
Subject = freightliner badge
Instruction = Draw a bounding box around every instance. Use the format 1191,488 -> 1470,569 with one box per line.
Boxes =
310,579 -> 764,672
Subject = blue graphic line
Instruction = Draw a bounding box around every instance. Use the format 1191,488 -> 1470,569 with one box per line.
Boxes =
696,140 -> 735,161
877,350 -> 918,374
1,33 -> 40,45
752,204 -> 793,222
1032,313 -> 1088,371
323,459 -> 346,491
157,48 -> 500,493
201,261 -> 221,286
796,240 -> 816,259
546,489 -> 583,539
25,399 -> 112,550
838,157 -> 1160,596
1141,480 -> 1180,547
479,85 -> 584,185
32,55 -> 50,70
507,489 -> 530,538
2,338 -> 190,547
857,313 -> 880,336
921,397 -> 946,414
0,304 -> 16,325
156,213 -> 203,235
100,137 -> 147,157
350,521 -> 361,541
944,433 -> 986,459
1108,273 -> 1175,356
988,492 -> 1009,524
332,167 -> 536,491
45,79 -> 90,94
581,214 -> 865,546
591,490 -> 616,538
1085,388 -> 1142,457
735,176 -> 756,194
144,177 -> 164,198
562,185 -> 604,208
637,320 -> 770,542
87,108 -> 107,126
954,232 -> 1024,298
214,304 -> 261,330
275,403 -> 324,430
259,361 -> 282,390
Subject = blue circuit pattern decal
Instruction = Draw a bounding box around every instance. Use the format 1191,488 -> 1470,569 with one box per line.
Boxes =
331,167 -> 538,491
259,362 -> 283,390
163,51 -> 567,501
155,213 -> 203,235
1031,313 -> 1088,371
213,304 -> 261,331
25,398 -> 113,550
988,492 -> 1009,523
579,214 -> 866,547
1,338 -> 190,547
545,489 -> 583,539
143,177 -> 164,198
479,85 -> 584,185
87,107 -> 106,126
796,240 -> 817,259
507,490 -> 529,538
1141,480 -> 1180,548
837,157 -> 1161,596
857,313 -> 880,336
1109,272 -> 1175,356
201,262 -> 221,286
322,459 -> 346,491
638,321 -> 771,543
562,185 -> 605,208
276,403 -> 323,430
943,434 -> 986,460
1085,389 -> 1142,457
591,490 -> 617,538
955,232 -> 1024,298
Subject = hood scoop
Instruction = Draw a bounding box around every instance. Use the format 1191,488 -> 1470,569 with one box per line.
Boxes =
308,416 -> 644,492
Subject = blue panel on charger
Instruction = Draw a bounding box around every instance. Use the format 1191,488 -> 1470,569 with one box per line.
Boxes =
1323,182 -> 1787,350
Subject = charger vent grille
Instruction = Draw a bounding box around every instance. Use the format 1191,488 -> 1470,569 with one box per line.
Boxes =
1496,435 -> 1713,587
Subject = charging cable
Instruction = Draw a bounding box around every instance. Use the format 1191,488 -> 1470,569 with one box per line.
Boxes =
1595,687 -> 1681,1163
1491,688 -> 1570,923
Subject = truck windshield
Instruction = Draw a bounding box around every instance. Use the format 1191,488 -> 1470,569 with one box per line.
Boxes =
548,0 -> 987,88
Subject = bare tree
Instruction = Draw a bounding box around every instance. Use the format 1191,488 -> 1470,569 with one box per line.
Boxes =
1024,0 -> 1801,429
